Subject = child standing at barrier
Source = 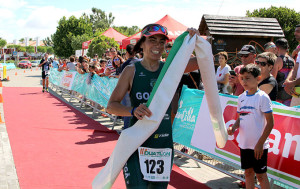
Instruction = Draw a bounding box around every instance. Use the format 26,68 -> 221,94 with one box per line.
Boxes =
227,64 -> 274,189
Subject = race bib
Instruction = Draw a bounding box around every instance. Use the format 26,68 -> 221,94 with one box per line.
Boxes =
138,147 -> 172,182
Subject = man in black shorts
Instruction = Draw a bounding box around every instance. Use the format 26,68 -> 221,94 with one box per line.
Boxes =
38,53 -> 51,92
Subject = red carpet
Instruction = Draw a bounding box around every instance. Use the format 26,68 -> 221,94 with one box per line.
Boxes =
3,87 -> 209,189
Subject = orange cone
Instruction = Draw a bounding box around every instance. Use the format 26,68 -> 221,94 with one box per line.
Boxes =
0,82 -> 2,87
0,94 -> 3,103
15,72 -> 17,76
31,69 -> 32,71
24,70 -> 25,73
7,76 -> 9,80
36,67 -> 38,71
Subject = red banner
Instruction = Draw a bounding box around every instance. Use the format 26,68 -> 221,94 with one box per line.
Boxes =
222,101 -> 300,187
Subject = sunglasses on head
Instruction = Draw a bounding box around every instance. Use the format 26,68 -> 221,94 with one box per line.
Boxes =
166,50 -> 170,53
114,58 -> 120,61
142,24 -> 168,36
255,61 -> 267,67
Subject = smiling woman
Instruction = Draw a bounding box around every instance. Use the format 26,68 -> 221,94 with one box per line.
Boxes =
105,23 -> 200,188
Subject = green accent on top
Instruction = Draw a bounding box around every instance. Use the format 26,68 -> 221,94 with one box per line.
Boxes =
146,32 -> 189,107
273,108 -> 300,117
226,100 -> 238,106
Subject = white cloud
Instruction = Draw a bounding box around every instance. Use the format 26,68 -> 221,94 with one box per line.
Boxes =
0,0 -> 27,9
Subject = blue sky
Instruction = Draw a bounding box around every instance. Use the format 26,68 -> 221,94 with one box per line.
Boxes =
0,0 -> 299,43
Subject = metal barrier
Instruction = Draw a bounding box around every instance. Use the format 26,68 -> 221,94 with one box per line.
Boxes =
49,82 -> 120,130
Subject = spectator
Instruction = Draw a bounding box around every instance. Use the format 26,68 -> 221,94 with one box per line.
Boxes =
67,56 -> 77,71
229,45 -> 257,96
58,59 -> 68,72
52,57 -> 59,69
264,42 -> 277,54
121,52 -> 127,61
284,24 -> 300,106
120,44 -> 137,73
216,51 -> 231,94
165,42 -> 173,60
111,55 -> 124,77
93,54 -> 99,62
292,24 -> 300,60
227,64 -> 274,189
108,47 -> 117,66
272,38 -> 295,106
98,59 -> 107,74
99,65 -> 114,77
77,60 -> 89,74
256,52 -> 278,101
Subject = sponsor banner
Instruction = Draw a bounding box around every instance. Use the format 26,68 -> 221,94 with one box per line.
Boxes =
49,68 -> 117,108
173,87 -> 300,188
60,71 -> 76,90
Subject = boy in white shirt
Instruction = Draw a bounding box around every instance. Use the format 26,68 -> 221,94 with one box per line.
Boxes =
227,64 -> 274,189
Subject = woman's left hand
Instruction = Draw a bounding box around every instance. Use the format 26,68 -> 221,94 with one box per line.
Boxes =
187,28 -> 200,37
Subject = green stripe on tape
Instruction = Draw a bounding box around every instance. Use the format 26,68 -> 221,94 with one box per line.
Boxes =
214,148 -> 240,162
273,108 -> 300,117
146,32 -> 189,107
267,169 -> 300,186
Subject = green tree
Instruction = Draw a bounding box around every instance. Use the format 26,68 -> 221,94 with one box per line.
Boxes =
37,46 -> 47,53
18,47 -> 26,52
84,7 -> 115,33
19,38 -> 24,43
247,6 -> 300,51
46,46 -> 54,54
0,38 -> 7,48
29,38 -> 32,41
87,35 -> 119,58
25,46 -> 35,53
113,26 -> 140,37
52,15 -> 93,57
71,33 -> 92,50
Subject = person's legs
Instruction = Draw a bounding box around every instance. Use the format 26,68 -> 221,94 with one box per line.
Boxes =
244,168 -> 255,189
42,72 -> 46,92
256,173 -> 270,189
46,77 -> 49,91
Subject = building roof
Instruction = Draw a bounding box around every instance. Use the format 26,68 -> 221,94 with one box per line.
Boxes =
199,14 -> 284,38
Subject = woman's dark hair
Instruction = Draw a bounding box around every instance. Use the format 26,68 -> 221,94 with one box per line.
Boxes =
133,36 -> 146,53
112,55 -> 124,68
126,44 -> 135,55
78,56 -> 84,63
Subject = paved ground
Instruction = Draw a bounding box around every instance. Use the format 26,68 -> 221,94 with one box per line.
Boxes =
0,68 -> 242,189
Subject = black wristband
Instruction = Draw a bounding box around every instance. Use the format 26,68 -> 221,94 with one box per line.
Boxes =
131,107 -> 136,116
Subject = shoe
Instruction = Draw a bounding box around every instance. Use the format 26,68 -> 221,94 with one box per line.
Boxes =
237,181 -> 246,188
180,147 -> 188,153
46,88 -> 49,92
42,89 -> 45,93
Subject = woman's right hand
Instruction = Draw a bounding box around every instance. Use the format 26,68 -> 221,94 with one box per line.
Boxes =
133,104 -> 152,120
